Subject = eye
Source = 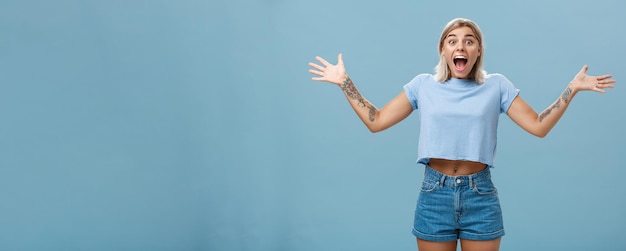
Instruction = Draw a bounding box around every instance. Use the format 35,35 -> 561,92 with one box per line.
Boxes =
465,40 -> 473,45
448,40 -> 456,45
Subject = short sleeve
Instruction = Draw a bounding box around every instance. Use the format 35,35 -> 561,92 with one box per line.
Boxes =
495,74 -> 520,113
403,74 -> 428,110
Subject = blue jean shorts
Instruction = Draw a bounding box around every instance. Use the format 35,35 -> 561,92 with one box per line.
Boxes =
412,165 -> 504,242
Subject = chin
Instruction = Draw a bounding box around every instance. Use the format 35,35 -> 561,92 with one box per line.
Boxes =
453,74 -> 469,79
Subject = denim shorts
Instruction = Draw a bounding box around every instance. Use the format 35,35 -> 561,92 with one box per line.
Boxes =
412,165 -> 504,242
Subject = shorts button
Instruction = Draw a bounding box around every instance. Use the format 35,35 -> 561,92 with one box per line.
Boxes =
456,179 -> 461,184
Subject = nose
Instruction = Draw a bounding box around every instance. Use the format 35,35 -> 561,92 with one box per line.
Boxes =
456,43 -> 465,51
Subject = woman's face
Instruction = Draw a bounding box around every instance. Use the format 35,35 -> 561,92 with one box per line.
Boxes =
441,26 -> 481,79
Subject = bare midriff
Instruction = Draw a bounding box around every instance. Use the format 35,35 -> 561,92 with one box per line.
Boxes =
428,158 -> 488,176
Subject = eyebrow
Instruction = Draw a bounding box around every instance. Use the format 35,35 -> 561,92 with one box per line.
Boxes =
447,34 -> 475,38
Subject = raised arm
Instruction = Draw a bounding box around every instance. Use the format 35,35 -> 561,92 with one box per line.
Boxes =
507,65 -> 616,138
308,53 -> 413,133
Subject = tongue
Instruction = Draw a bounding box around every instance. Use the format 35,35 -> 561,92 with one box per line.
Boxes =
455,59 -> 467,72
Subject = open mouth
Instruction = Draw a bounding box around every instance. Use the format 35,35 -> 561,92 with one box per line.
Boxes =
453,56 -> 467,72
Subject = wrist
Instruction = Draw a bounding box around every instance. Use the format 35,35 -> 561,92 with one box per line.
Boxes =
339,74 -> 350,87
567,82 -> 581,94
561,83 -> 577,104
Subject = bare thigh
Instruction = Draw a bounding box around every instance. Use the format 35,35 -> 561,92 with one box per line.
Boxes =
416,238 -> 501,251
460,238 -> 501,251
416,238 -> 457,251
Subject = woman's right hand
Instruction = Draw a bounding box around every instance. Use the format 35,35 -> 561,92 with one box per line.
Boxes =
308,53 -> 347,86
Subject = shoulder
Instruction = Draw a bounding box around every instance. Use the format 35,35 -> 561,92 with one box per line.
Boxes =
485,73 -> 516,88
406,73 -> 436,87
486,73 -> 520,108
485,73 -> 509,82
403,74 -> 434,109
410,73 -> 435,83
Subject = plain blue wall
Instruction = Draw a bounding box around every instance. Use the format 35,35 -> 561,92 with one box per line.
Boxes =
1,0 -> 624,250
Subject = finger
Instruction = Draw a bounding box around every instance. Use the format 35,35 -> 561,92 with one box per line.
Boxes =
308,69 -> 323,76
598,83 -> 615,89
600,79 -> 617,85
315,56 -> 331,66
311,76 -> 325,81
578,65 -> 589,75
308,62 -> 325,71
594,81 -> 616,93
597,79 -> 617,87
337,53 -> 343,65
596,74 -> 614,81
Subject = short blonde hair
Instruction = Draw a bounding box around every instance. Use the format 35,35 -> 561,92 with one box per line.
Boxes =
434,18 -> 486,83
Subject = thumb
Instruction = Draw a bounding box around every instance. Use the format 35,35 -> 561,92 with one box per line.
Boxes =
578,65 -> 588,75
337,53 -> 343,65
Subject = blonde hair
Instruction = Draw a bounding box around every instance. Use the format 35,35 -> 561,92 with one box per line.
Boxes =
434,18 -> 486,83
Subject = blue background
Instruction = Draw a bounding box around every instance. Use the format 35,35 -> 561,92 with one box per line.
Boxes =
1,0 -> 624,250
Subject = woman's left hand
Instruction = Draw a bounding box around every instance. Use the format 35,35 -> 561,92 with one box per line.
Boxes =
570,65 -> 616,93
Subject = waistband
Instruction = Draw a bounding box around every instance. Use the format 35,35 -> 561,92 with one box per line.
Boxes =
424,165 -> 491,187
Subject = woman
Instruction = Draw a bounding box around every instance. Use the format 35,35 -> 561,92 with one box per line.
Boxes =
307,18 -> 616,251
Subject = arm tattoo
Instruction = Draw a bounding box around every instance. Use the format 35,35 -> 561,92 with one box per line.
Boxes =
538,86 -> 572,122
561,87 -> 572,104
539,99 -> 561,122
341,76 -> 361,101
341,76 -> 377,122
368,105 -> 376,122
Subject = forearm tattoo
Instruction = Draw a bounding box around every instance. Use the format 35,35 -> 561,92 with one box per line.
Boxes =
341,76 -> 377,122
538,87 -> 572,122
539,99 -> 561,122
561,87 -> 572,104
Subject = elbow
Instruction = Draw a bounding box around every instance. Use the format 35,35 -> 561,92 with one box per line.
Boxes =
525,125 -> 549,138
367,124 -> 385,133
522,128 -> 548,138
530,130 -> 548,138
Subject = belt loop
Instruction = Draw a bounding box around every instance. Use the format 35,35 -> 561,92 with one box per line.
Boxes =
469,174 -> 474,188
439,174 -> 446,187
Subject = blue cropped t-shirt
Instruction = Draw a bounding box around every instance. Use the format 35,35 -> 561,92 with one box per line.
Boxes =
403,73 -> 519,168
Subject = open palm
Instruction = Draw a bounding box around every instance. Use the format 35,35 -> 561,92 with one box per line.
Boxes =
308,53 -> 347,86
570,65 -> 616,93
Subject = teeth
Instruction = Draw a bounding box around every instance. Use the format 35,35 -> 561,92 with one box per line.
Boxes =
454,56 -> 467,59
